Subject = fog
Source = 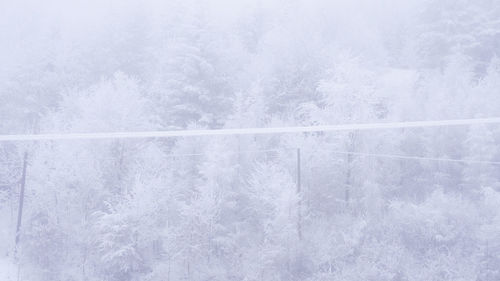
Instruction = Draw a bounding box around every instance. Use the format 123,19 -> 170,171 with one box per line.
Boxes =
1,0 -> 500,280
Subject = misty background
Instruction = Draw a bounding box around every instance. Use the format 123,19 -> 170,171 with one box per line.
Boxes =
1,0 -> 500,280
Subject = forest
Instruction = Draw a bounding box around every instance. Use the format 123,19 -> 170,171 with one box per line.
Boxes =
1,0 -> 500,280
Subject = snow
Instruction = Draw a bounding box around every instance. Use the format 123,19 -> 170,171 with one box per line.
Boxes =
0,258 -> 16,281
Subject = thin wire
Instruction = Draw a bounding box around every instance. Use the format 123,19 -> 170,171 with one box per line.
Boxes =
1,148 -> 499,166
0,161 -> 22,165
312,150 -> 500,166
0,148 -> 289,166
0,117 -> 499,142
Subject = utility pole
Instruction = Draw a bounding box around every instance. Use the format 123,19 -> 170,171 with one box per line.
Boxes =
345,152 -> 352,204
15,152 -> 28,281
296,148 -> 302,241
15,152 -> 28,248
345,132 -> 355,206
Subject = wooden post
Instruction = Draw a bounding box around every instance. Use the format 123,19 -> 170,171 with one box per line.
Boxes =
297,148 -> 302,241
15,152 -> 28,281
15,152 -> 28,247
345,132 -> 354,205
345,152 -> 352,204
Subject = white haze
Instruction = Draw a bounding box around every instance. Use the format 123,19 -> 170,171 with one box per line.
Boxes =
1,0 -> 500,280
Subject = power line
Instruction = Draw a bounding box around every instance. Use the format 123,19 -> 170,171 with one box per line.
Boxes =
323,150 -> 500,166
0,148 -> 287,166
0,117 -> 500,142
1,147 -> 499,166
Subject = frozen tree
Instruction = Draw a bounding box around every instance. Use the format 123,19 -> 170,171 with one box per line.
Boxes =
1,1 -> 500,281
